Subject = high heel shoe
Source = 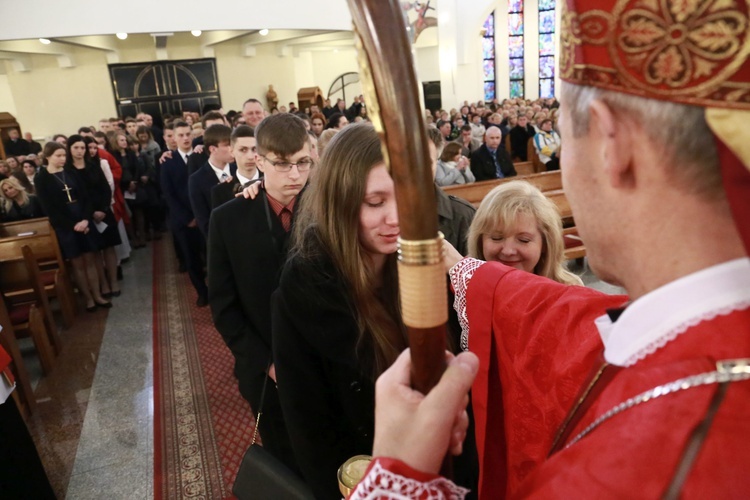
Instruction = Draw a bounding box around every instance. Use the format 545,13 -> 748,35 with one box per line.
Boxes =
94,300 -> 113,309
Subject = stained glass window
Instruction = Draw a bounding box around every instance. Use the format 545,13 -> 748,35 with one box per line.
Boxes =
509,36 -> 524,58
539,0 -> 556,98
483,12 -> 496,101
509,0 -> 524,98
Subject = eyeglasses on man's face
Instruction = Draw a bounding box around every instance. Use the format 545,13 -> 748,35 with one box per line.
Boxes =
260,155 -> 313,173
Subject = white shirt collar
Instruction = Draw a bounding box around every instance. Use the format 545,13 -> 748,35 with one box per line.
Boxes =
236,169 -> 259,186
178,149 -> 192,163
596,258 -> 750,367
208,160 -> 231,181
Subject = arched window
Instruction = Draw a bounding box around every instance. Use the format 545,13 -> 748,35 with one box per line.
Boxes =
539,0 -> 556,98
482,12 -> 496,101
508,0 -> 524,98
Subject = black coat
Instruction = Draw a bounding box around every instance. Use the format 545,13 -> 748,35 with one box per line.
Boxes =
34,167 -> 94,231
272,232 -> 375,500
189,161 -> 236,237
510,125 -> 536,161
160,151 -> 194,230
470,144 -> 516,181
208,191 -> 297,398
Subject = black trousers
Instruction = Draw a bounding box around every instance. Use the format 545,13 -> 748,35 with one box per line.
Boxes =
0,397 -> 55,499
172,225 -> 207,298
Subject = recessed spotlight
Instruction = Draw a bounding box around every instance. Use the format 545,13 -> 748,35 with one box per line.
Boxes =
259,29 -> 269,36
116,33 -> 128,40
191,30 -> 202,37
39,38 -> 51,45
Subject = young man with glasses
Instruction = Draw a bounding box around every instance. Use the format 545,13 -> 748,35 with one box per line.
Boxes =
207,113 -> 311,474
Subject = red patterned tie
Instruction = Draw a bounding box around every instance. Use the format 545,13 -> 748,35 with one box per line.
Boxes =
280,208 -> 292,232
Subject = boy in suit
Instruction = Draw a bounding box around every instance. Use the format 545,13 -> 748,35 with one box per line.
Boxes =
210,126 -> 260,210
188,124 -> 236,237
208,113 -> 312,472
160,121 -> 208,306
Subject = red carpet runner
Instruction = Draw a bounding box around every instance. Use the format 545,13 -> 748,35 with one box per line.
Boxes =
153,239 -> 255,499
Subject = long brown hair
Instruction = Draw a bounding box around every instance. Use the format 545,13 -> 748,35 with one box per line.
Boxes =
292,122 -> 407,378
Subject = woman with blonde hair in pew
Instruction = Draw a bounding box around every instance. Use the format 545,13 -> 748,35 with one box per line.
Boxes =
467,180 -> 581,286
0,176 -> 45,222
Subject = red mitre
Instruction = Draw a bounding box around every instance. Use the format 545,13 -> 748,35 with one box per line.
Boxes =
559,0 -> 750,254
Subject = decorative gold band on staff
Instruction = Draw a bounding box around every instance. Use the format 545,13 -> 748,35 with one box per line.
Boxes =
397,232 -> 448,329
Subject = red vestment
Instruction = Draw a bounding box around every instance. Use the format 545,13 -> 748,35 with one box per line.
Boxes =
465,262 -> 626,498
98,148 -> 130,224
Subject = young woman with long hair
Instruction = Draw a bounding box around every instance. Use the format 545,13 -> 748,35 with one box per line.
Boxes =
35,142 -> 112,311
110,130 -> 147,248
67,135 -> 122,298
272,123 -> 407,498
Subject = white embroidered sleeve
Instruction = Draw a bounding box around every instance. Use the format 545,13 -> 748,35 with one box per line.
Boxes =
448,258 -> 485,351
348,461 -> 468,500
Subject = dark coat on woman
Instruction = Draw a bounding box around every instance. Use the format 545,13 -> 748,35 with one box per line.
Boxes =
69,161 -> 112,213
1,195 -> 44,222
272,232 -> 375,500
34,167 -> 94,231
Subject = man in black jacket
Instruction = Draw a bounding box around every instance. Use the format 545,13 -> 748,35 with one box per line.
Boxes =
470,125 -> 516,181
208,113 -> 312,473
4,129 -> 30,156
188,124 -> 236,237
210,125 -> 261,209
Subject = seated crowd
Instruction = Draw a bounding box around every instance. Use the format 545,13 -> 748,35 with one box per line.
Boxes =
1,93 -> 577,498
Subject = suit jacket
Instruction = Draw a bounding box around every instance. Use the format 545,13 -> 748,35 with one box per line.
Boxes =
207,190 -> 301,402
4,138 -> 31,156
160,150 -> 194,230
210,172 -> 261,210
470,144 -> 516,182
187,140 -> 208,176
436,186 -> 475,256
189,161 -> 237,237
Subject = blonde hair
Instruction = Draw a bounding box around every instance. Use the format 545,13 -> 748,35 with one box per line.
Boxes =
467,181 -> 582,285
316,128 -> 339,158
0,176 -> 29,213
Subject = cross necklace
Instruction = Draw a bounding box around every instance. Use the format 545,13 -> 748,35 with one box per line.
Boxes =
51,169 -> 73,202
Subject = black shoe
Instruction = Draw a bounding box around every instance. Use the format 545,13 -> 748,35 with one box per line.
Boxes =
102,292 -> 113,299
86,304 -> 98,313
196,295 -> 208,308
111,290 -> 122,297
95,300 -> 113,309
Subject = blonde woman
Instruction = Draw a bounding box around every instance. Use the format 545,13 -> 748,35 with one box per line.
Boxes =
467,180 -> 581,285
0,176 -> 44,221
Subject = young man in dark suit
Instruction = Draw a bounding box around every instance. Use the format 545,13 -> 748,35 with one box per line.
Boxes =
188,124 -> 236,237
208,113 -> 312,472
470,125 -> 516,181
187,111 -> 226,176
210,125 -> 261,210
160,120 -> 208,306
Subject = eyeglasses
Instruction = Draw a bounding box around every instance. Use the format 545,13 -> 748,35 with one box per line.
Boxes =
260,155 -> 313,172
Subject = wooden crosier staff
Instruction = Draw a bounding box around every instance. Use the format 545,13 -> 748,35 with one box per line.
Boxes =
346,0 -> 448,405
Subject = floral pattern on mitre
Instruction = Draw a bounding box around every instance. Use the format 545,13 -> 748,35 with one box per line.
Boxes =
559,0 -> 750,109
616,0 -> 748,89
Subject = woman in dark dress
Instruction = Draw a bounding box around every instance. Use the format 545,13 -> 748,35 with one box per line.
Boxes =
35,142 -> 112,312
272,124 -> 408,498
110,130 -> 147,248
68,135 -> 122,298
0,176 -> 44,221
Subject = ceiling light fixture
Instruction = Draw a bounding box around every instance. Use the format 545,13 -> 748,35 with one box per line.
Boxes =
259,29 -> 269,36
191,30 -> 202,37
116,32 -> 128,40
39,38 -> 51,44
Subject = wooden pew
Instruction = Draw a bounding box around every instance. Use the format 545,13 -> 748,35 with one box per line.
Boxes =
514,161 -> 535,176
0,218 -> 53,239
0,234 -> 70,352
442,170 -> 563,206
0,221 -> 75,328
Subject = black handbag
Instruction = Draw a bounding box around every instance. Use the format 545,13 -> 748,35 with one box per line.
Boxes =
233,363 -> 315,500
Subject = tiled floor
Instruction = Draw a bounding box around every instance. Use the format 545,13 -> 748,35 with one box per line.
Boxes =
20,247 -> 154,499
19,248 -> 622,499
